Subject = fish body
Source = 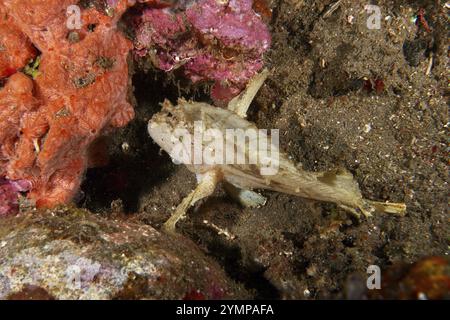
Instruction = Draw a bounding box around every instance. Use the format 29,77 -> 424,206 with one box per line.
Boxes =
149,99 -> 406,219
148,70 -> 406,232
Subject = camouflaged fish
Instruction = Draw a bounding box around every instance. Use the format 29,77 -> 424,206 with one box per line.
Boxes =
148,70 -> 406,233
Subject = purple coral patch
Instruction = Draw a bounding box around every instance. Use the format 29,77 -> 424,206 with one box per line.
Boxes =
0,177 -> 31,216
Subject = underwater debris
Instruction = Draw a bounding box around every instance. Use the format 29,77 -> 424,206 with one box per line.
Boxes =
73,73 -> 97,88
148,70 -> 406,233
95,56 -> 116,70
416,8 -> 432,33
0,0 -> 271,211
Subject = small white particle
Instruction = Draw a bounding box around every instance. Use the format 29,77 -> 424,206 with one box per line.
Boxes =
121,142 -> 130,152
418,292 -> 428,300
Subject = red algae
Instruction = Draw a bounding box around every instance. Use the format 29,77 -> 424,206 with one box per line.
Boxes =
0,0 -> 272,213
0,177 -> 31,215
0,0 -> 134,211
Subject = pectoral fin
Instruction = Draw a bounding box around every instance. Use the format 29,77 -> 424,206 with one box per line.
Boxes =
163,170 -> 222,233
223,182 -> 267,208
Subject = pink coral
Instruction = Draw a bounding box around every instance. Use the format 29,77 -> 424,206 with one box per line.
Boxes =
0,177 -> 31,215
134,0 -> 271,102
0,4 -> 36,79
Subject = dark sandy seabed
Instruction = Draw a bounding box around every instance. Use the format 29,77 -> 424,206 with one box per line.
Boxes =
77,0 -> 448,299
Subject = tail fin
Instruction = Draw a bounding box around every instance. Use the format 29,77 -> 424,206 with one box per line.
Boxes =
312,169 -> 407,218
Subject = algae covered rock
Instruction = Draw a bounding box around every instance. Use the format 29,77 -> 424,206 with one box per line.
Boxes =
0,207 -> 248,300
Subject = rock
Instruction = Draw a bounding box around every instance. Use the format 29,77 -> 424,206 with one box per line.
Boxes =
0,207 -> 248,300
369,256 -> 450,300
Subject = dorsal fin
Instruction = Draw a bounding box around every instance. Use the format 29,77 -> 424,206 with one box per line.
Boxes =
227,69 -> 269,118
